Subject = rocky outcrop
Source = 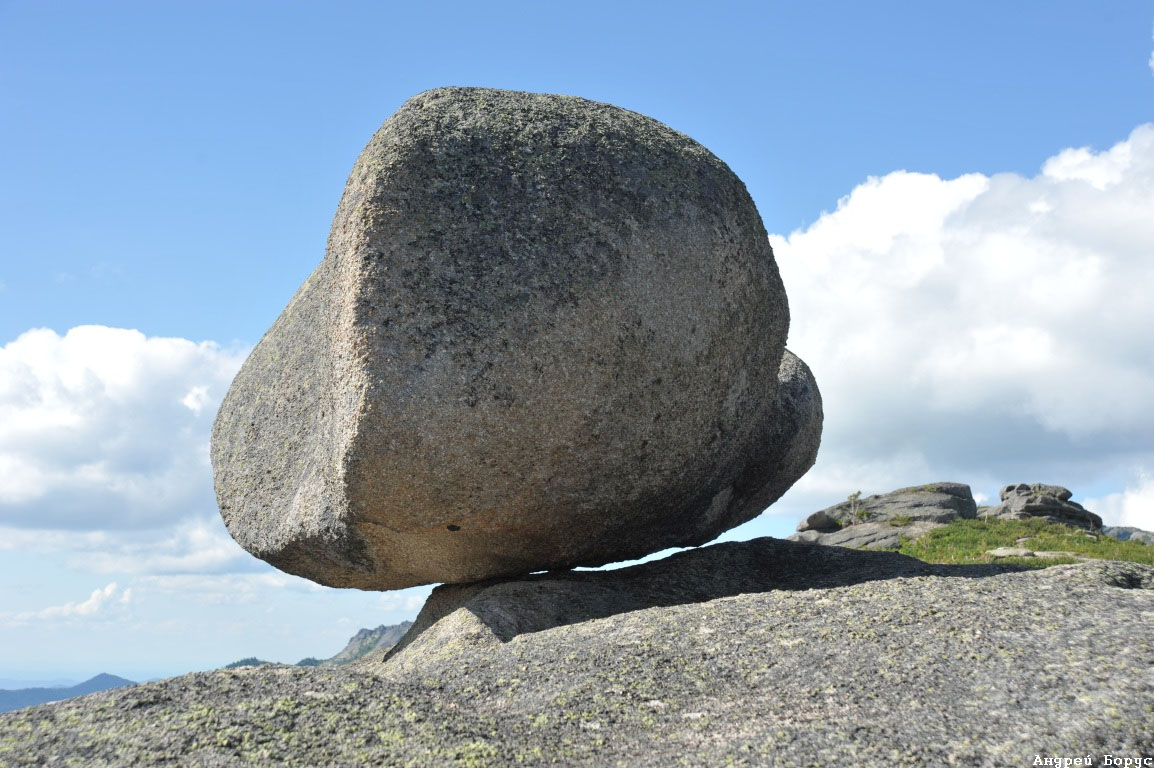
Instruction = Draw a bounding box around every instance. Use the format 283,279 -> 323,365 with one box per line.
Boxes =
1104,525 -> 1154,546
3,539 -> 1151,766
211,87 -> 822,590
320,622 -> 411,667
986,483 -> 1102,530
788,482 -> 976,549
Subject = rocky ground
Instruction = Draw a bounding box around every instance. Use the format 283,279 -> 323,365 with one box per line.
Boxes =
2,539 -> 1151,767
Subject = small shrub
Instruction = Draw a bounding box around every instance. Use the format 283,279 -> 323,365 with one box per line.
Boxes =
847,490 -> 864,525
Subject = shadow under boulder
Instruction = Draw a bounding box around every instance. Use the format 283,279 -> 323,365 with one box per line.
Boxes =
382,536 -> 1017,669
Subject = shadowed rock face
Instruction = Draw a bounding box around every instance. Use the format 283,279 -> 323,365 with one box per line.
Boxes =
211,87 -> 822,590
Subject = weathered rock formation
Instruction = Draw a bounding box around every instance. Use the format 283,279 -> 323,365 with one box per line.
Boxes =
318,622 -> 411,667
986,483 -> 1102,530
211,87 -> 821,590
788,482 -> 976,549
3,539 -> 1151,766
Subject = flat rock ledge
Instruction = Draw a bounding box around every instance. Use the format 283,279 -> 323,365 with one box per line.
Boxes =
2,539 -> 1152,767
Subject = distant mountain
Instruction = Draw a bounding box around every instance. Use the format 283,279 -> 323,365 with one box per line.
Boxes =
223,621 -> 413,670
316,622 -> 412,667
1103,525 -> 1154,546
0,673 -> 135,713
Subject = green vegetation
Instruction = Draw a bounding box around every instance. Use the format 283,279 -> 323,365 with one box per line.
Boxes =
897,517 -> 1154,569
224,658 -> 274,669
847,490 -> 867,524
888,514 -> 913,527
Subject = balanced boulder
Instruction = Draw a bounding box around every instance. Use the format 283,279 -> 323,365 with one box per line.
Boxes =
986,483 -> 1102,530
211,87 -> 822,590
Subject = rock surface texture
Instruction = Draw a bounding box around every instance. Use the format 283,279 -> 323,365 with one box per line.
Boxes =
3,539 -> 1151,767
788,482 -> 976,549
211,87 -> 822,589
987,483 -> 1103,530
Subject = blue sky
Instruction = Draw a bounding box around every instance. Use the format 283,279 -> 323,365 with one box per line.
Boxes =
2,1 -> 1153,683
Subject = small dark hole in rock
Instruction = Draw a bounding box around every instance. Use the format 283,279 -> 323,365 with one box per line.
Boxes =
447,524 -> 461,531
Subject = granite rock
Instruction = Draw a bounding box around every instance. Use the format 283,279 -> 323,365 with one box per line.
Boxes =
211,87 -> 821,590
4,539 -> 1151,767
790,520 -> 942,550
987,483 -> 1102,530
789,482 -> 976,548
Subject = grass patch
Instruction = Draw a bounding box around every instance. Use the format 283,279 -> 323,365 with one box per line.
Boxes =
896,517 -> 1154,569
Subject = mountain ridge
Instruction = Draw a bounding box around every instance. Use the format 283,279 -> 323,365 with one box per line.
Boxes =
223,621 -> 413,670
0,673 -> 135,714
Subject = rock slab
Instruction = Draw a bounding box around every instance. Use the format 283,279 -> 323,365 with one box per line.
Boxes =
789,482 -> 976,549
987,483 -> 1103,530
211,87 -> 822,589
3,539 -> 1151,767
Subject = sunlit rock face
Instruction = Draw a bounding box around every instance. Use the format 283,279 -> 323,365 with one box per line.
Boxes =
211,87 -> 822,590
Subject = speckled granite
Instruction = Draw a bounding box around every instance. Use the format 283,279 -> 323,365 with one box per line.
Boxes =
211,88 -> 821,590
3,539 -> 1151,767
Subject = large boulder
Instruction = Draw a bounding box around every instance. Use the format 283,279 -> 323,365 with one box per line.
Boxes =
987,483 -> 1102,530
789,482 -> 976,549
211,87 -> 822,590
5,540 -> 1152,766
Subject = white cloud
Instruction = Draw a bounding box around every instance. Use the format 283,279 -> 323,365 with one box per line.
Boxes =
2,582 -> 131,624
69,515 -> 259,575
142,572 -> 320,606
1085,473 -> 1154,531
379,588 -> 433,614
0,325 -> 262,586
0,325 -> 247,530
772,124 -> 1154,510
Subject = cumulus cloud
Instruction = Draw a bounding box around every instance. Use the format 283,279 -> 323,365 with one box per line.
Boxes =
379,588 -> 433,614
0,325 -> 263,585
69,515 -> 261,576
2,582 -> 131,625
1085,474 -> 1154,531
143,572 -> 322,606
772,124 -> 1154,508
0,325 -> 246,530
